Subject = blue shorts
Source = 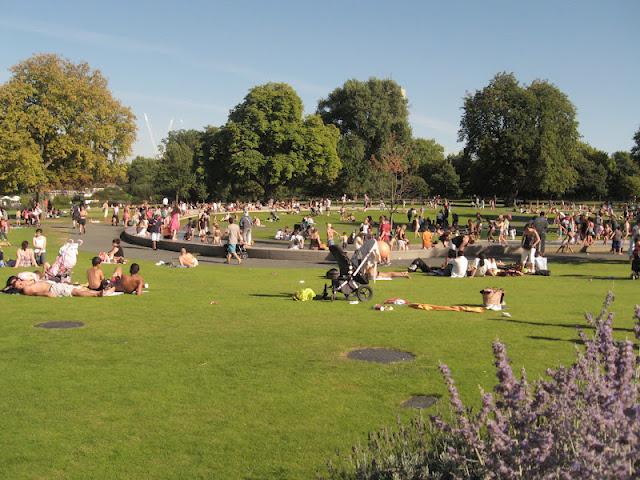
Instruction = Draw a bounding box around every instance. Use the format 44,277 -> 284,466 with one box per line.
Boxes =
227,244 -> 237,254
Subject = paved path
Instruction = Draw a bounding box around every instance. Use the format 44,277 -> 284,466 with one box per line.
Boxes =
63,222 -> 335,269
59,221 -> 631,270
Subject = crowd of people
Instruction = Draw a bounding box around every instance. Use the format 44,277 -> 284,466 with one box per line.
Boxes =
3,195 -> 640,297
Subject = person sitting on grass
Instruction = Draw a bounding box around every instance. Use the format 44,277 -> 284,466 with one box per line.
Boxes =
408,249 -> 456,276
4,275 -> 110,297
105,239 -> 126,264
178,248 -> 199,268
450,250 -> 469,278
110,263 -> 145,295
469,253 -> 498,277
15,241 -> 38,268
87,256 -> 105,291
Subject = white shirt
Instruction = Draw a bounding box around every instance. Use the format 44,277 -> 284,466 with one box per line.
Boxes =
33,235 -> 46,252
473,258 -> 497,277
451,256 -> 468,278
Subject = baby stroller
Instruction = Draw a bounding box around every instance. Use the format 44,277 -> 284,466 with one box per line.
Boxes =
236,243 -> 249,260
327,245 -> 373,302
45,239 -> 82,284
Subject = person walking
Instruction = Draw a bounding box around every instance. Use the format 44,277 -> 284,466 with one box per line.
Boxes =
225,217 -> 243,264
239,211 -> 252,246
112,204 -> 120,226
78,204 -> 88,235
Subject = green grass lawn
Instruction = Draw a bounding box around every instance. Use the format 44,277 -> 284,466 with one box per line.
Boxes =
0,222 -> 637,479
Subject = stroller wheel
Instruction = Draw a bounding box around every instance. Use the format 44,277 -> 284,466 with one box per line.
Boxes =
355,285 -> 373,302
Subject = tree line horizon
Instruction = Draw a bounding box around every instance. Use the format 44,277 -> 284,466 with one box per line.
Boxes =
1,53 -> 639,202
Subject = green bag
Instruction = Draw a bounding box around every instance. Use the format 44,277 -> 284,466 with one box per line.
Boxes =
293,288 -> 316,301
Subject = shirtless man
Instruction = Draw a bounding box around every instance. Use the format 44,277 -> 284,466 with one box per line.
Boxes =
5,275 -> 106,297
178,248 -> 199,268
87,256 -> 105,290
111,263 -> 145,295
326,223 -> 338,247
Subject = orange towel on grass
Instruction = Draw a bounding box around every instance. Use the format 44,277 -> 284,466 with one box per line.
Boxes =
409,303 -> 485,313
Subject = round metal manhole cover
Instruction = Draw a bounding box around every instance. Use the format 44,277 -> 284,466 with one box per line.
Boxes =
35,321 -> 85,329
347,348 -> 415,364
401,395 -> 440,409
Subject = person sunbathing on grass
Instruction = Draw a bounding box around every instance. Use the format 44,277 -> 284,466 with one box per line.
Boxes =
178,248 -> 199,268
4,275 -> 111,297
110,263 -> 145,295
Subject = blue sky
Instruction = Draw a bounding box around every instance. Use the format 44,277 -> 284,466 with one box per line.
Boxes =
0,1 -> 638,158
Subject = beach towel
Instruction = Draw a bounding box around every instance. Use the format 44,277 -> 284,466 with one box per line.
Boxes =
409,303 -> 485,313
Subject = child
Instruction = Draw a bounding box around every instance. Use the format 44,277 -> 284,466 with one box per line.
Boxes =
341,232 -> 349,250
183,221 -> 194,241
612,226 -> 623,255
212,224 -> 222,246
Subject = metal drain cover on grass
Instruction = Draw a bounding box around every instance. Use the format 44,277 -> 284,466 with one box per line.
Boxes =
347,348 -> 415,364
401,395 -> 440,409
35,321 -> 84,329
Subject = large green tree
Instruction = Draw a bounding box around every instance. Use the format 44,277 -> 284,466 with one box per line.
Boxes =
0,53 -> 136,191
572,142 -> 609,199
0,102 -> 43,193
608,151 -> 640,199
210,83 -> 340,199
631,126 -> 640,165
409,138 -> 461,197
126,156 -> 159,201
155,129 -> 203,202
459,73 -> 579,199
317,78 -> 411,194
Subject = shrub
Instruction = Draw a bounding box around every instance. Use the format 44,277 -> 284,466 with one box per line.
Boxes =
324,293 -> 640,479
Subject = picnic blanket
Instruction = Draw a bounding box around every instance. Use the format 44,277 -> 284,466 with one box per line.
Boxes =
409,303 -> 485,313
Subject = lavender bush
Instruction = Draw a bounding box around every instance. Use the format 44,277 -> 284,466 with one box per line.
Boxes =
325,293 -> 640,479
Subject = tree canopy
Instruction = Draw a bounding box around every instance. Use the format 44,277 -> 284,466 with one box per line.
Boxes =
631,126 -> 640,166
209,83 -> 340,199
318,78 -> 411,194
459,73 -> 580,199
0,53 -> 136,192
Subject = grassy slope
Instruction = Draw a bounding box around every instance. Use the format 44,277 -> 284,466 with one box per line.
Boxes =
0,222 -> 637,479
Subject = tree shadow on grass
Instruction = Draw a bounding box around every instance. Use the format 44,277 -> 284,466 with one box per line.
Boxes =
527,335 -> 584,345
556,274 -> 629,281
249,293 -> 292,298
549,256 -> 627,266
487,316 -> 634,333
